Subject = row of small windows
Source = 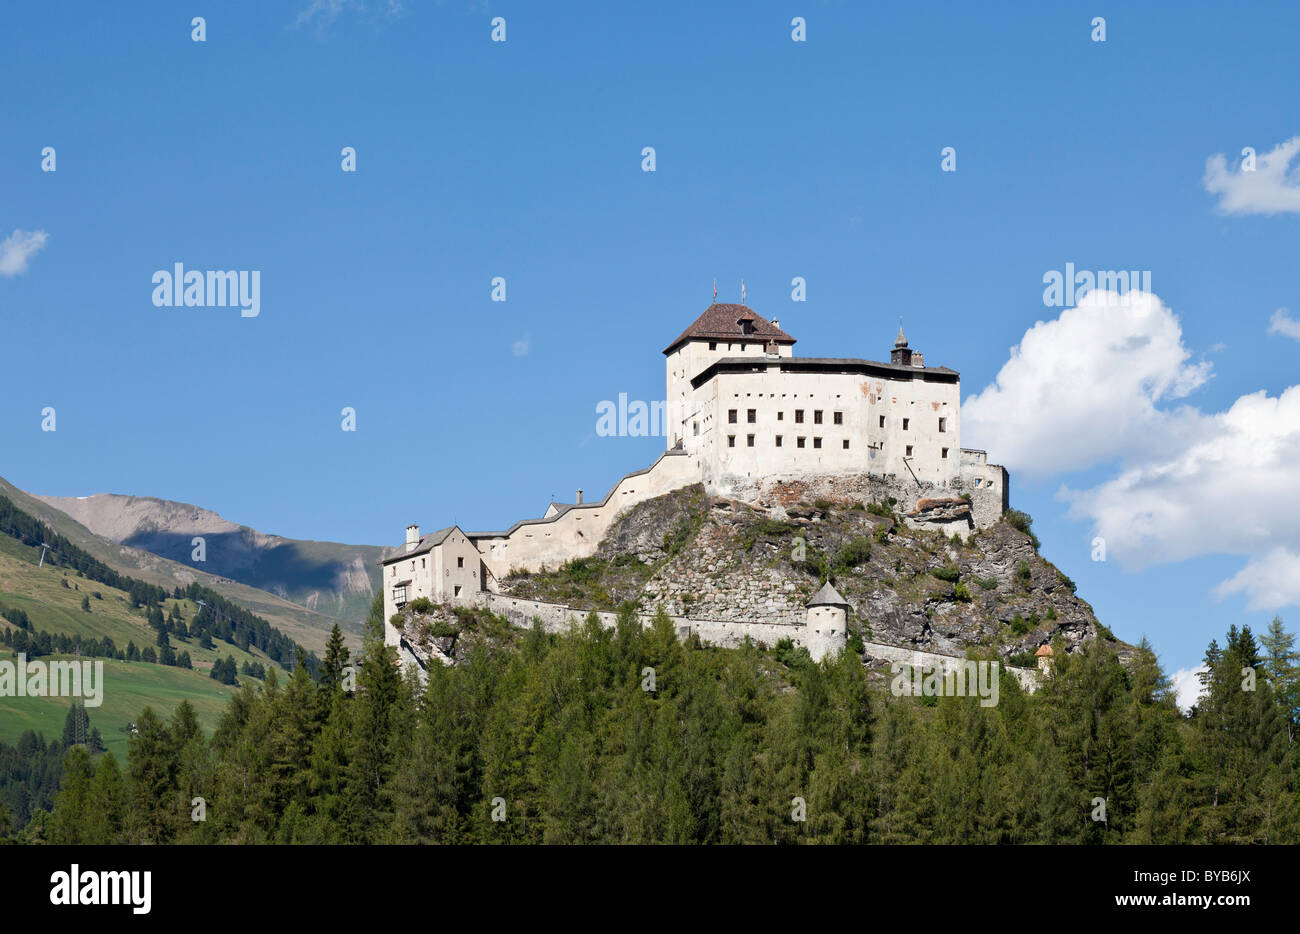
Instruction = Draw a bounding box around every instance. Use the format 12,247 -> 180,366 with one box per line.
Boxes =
729,408 -> 844,425
726,435 -> 950,459
728,435 -> 851,450
873,416 -> 946,434
728,409 -> 947,433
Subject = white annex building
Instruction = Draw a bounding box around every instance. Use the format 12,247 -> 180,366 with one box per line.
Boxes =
382,302 -> 1008,642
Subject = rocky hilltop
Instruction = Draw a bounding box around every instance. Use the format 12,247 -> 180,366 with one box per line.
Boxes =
499,483 -> 1127,667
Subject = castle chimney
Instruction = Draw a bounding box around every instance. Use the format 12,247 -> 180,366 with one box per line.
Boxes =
405,524 -> 420,552
771,319 -> 780,329
576,489 -> 583,505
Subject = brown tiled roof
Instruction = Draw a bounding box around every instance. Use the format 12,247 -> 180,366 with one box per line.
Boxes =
663,303 -> 796,355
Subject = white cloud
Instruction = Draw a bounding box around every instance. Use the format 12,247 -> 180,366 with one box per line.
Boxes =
297,0 -> 349,27
1062,385 -> 1300,576
1269,307 -> 1300,341
1204,136 -> 1300,215
0,228 -> 49,277
1214,548 -> 1300,611
1170,665 -> 1208,713
511,337 -> 530,357
963,290 -> 1211,477
296,0 -> 402,29
964,288 -> 1300,611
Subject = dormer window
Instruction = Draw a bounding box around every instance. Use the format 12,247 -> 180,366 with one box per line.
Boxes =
738,317 -> 754,335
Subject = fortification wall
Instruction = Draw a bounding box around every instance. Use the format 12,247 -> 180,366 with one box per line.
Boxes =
471,451 -> 701,578
860,639 -> 1039,692
473,592 -> 818,655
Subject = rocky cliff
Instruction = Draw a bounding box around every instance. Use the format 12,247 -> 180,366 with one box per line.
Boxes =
500,483 -> 1128,667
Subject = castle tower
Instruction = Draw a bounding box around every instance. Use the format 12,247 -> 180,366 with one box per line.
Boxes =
662,302 -> 796,450
805,581 -> 849,662
1035,643 -> 1054,675
890,322 -> 913,366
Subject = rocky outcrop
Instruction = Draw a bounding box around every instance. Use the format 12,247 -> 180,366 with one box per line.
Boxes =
501,485 -> 1129,667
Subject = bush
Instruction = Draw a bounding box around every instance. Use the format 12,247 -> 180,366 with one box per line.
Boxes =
953,582 -> 973,603
424,621 -> 458,639
931,564 -> 961,583
834,537 -> 873,570
389,613 -> 405,629
1009,613 -> 1031,636
407,596 -> 434,614
1008,651 -> 1036,668
1005,509 -> 1041,550
846,629 -> 865,654
975,576 -> 998,591
1016,560 -> 1032,585
865,501 -> 892,518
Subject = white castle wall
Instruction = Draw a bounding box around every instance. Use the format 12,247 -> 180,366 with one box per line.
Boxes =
691,367 -> 962,490
474,591 -> 821,655
469,450 -> 701,578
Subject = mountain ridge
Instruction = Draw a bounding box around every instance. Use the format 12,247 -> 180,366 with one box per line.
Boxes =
0,476 -> 361,653
33,491 -> 383,625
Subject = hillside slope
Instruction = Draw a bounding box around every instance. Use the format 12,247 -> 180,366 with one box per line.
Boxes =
0,477 -> 357,653
34,491 -> 382,628
503,484 -> 1129,666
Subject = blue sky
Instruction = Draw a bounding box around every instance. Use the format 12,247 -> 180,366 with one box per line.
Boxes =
3,0 -> 1299,680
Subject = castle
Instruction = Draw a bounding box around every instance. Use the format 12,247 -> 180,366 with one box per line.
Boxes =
382,302 -> 1009,664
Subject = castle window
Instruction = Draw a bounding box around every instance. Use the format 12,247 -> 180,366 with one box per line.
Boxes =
833,411 -> 843,425
454,585 -> 462,597
905,445 -> 914,457
421,558 -> 425,568
814,410 -> 823,425
902,418 -> 910,430
777,411 -> 784,420
939,417 -> 947,432
797,437 -> 806,448
942,447 -> 949,459
813,437 -> 822,449
458,556 -> 465,568
775,435 -> 783,447
728,409 -> 737,423
843,439 -> 850,449
747,409 -> 756,423
974,478 -> 982,487
693,421 -> 699,436
795,409 -> 804,423
709,342 -> 717,350
393,584 -> 407,607
879,416 -> 886,428
728,435 -> 736,447
747,434 -> 755,447
390,566 -> 395,577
